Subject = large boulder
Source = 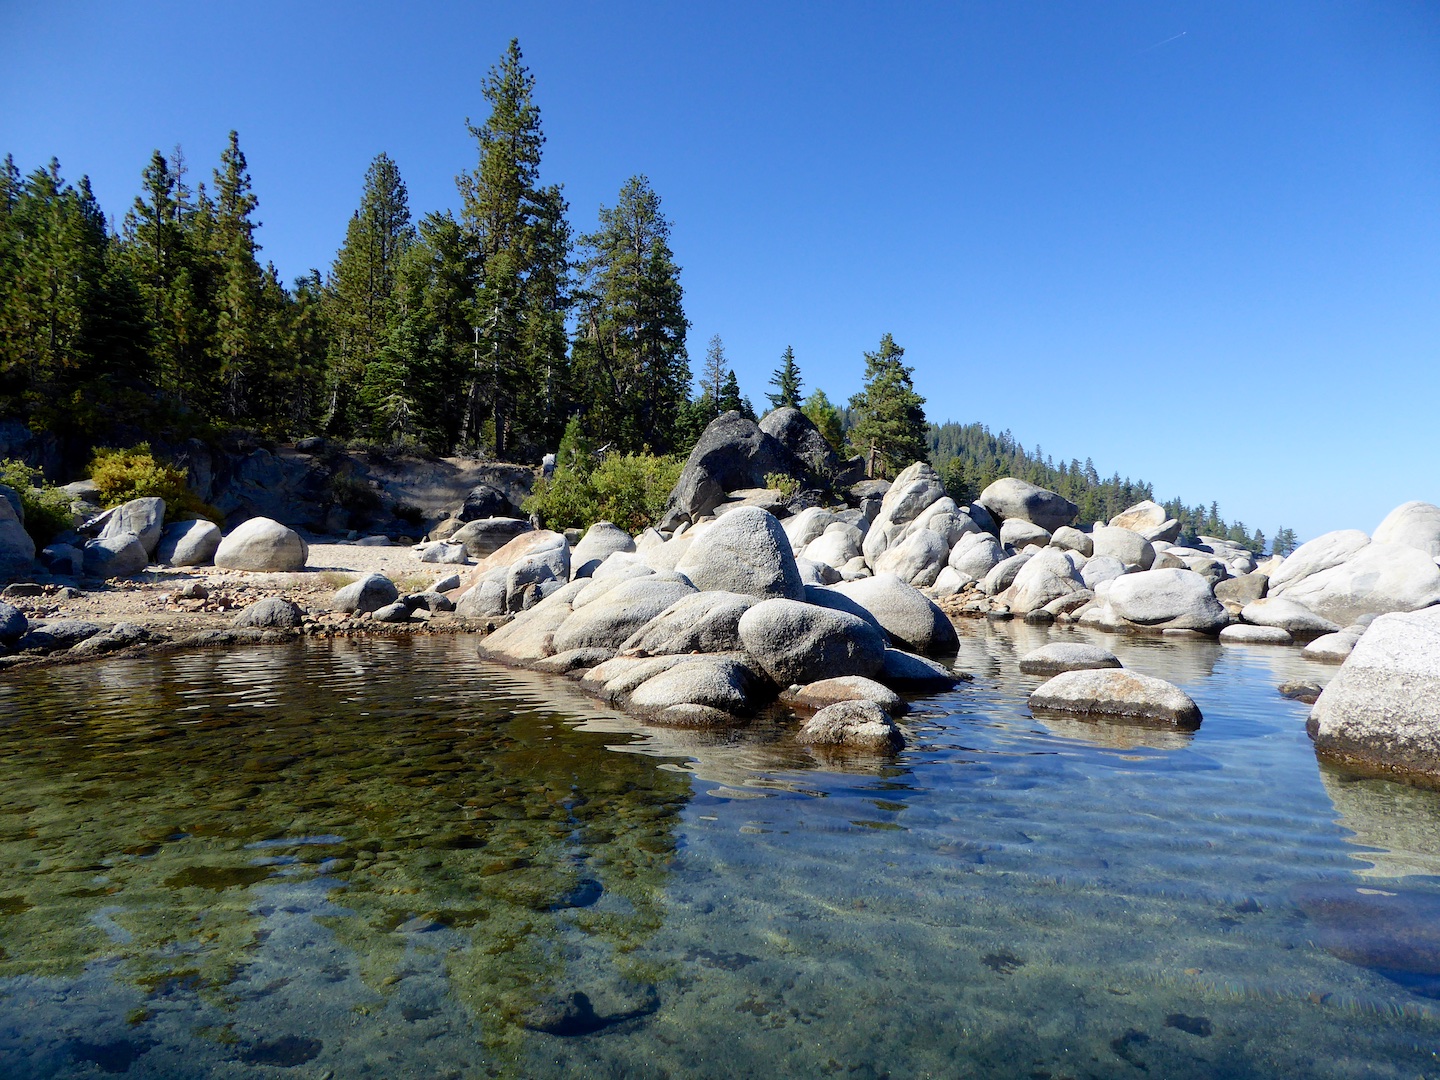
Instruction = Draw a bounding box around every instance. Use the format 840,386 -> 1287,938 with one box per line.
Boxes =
331,573 -> 400,614
451,517 -> 533,558
621,591 -> 756,656
982,552 -> 1031,596
860,462 -> 947,565
660,411 -> 810,528
949,533 -> 1004,579
758,406 -> 847,480
505,532 -> 571,610
827,574 -> 958,654
571,522 -> 635,579
214,517 -> 308,572
17,619 -> 103,653
626,655 -> 766,721
1049,526 -> 1093,558
233,597 -> 305,629
1373,501 -> 1440,559
1309,606 -> 1440,779
976,477 -> 1077,533
737,597 -> 887,686
784,507 -> 840,552
796,700 -> 904,752
1005,547 -> 1085,615
1274,542 -> 1440,626
551,577 -> 697,653
783,676 -> 903,714
1240,597 -> 1340,637
454,464 -> 532,522
871,527 -> 948,588
1000,519 -> 1051,551
98,497 -> 165,558
674,507 -> 804,600
1080,555 -> 1128,591
479,579 -> 590,662
0,601 -> 27,645
1104,568 -> 1229,633
82,533 -> 150,579
803,522 -> 865,570
1089,526 -> 1155,572
1108,501 -> 1168,534
1029,669 -> 1202,727
0,494 -> 35,582
156,519 -> 221,566
1267,530 -> 1371,595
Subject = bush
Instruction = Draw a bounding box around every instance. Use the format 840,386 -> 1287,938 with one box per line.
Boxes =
0,459 -> 75,547
764,472 -> 800,498
88,443 -> 221,522
523,450 -> 683,535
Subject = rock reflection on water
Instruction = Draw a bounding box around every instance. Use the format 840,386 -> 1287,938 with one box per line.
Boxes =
1321,763 -> 1440,879
0,638 -> 691,1066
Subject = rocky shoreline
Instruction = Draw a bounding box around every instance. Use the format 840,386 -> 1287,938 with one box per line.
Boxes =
3,408 -> 1439,777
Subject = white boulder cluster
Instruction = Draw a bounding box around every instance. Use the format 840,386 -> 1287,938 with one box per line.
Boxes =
9,488 -> 309,581
462,503 -> 963,749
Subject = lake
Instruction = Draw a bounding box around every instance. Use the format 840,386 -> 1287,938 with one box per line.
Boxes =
2,623 -> 1440,1078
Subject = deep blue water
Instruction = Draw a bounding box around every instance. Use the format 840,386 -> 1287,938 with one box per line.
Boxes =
2,623 -> 1439,1078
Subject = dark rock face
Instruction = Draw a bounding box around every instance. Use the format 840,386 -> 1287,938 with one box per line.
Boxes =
660,411 -> 812,529
459,483 -> 517,522
757,407 -> 861,484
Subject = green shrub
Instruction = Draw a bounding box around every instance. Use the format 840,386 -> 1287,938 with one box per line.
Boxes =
0,459 -> 75,547
89,443 -> 222,524
764,472 -> 800,498
523,446 -> 682,535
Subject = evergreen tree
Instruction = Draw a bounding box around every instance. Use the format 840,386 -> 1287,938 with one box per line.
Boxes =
801,388 -> 844,450
1273,527 -> 1299,557
572,175 -> 689,453
766,345 -> 802,409
210,131 -> 266,420
700,334 -> 726,402
718,369 -> 753,420
456,38 -> 572,457
324,152 -> 415,435
847,333 -> 927,477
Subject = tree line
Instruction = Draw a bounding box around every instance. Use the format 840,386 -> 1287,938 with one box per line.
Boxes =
927,421 -> 1298,555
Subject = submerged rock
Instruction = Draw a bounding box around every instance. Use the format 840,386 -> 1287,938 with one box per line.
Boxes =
796,699 -> 904,751
1028,669 -> 1202,727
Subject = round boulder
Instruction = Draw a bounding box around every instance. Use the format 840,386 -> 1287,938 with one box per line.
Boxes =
156,519 -> 222,567
98,497 -> 166,558
826,574 -> 959,654
977,477 -> 1078,533
331,573 -> 399,614
737,598 -> 887,686
232,597 -> 304,629
1240,597 -> 1340,637
82,533 -> 150,579
796,699 -> 904,752
214,518 -> 308,572
1219,624 -> 1295,645
1029,669 -> 1202,727
1105,568 -> 1229,633
674,506 -> 804,600
571,522 -> 636,579
783,675 -> 904,714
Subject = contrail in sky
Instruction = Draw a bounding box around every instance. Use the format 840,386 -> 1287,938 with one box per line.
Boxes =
1138,31 -> 1188,54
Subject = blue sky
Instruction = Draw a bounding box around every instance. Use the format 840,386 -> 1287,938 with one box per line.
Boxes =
2,2 -> 1436,542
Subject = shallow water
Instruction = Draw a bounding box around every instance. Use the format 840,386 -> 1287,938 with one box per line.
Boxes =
2,624 -> 1440,1077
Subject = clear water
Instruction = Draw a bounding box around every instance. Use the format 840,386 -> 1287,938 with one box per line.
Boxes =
3,624 -> 1440,1078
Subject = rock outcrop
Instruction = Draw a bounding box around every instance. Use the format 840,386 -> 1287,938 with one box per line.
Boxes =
1309,606 -> 1440,779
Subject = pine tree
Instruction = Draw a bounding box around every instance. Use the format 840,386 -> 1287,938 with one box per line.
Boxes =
456,38 -> 572,457
324,152 -> 415,436
801,388 -> 844,450
701,334 -> 726,401
765,345 -> 802,410
847,333 -> 927,477
1273,526 -> 1300,557
210,131 -> 266,420
572,175 -> 689,453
